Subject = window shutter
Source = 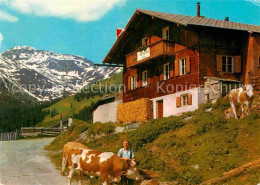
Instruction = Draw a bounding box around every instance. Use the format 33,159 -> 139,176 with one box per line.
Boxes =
234,56 -> 241,73
175,59 -> 179,76
134,74 -> 139,88
160,73 -> 164,81
160,64 -> 164,81
216,55 -> 223,72
188,94 -> 192,105
147,70 -> 151,84
176,96 -> 181,107
170,62 -> 174,78
186,56 -> 191,74
128,76 -> 131,90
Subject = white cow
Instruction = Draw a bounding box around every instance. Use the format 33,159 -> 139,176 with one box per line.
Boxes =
229,85 -> 254,119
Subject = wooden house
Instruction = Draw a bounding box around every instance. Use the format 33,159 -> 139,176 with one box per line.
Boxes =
96,3 -> 260,122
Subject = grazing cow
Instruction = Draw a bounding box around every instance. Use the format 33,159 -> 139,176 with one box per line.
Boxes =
67,148 -> 142,185
61,142 -> 89,176
229,85 -> 254,119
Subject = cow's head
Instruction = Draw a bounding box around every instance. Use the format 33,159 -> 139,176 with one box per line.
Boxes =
125,159 -> 142,181
243,85 -> 254,98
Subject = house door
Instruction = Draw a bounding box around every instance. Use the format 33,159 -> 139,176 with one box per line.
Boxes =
157,100 -> 163,118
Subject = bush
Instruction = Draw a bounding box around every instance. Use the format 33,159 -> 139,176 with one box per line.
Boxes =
45,119 -> 89,151
128,116 -> 185,151
87,122 -> 115,136
212,95 -> 230,110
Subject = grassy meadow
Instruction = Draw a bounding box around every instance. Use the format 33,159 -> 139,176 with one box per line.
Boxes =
45,96 -> 260,184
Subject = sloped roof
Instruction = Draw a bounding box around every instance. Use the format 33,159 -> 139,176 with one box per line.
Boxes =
103,9 -> 260,64
91,96 -> 115,112
137,9 -> 260,33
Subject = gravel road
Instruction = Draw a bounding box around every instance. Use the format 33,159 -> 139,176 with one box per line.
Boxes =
0,138 -> 71,185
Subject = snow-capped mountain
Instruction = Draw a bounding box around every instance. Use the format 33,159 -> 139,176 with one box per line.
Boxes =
0,46 -> 121,101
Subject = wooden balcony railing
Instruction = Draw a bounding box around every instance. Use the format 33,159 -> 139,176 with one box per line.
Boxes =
126,40 -> 174,68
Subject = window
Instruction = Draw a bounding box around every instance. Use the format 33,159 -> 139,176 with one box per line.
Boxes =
142,37 -> 148,47
222,56 -> 234,73
142,70 -> 148,86
176,94 -> 192,107
181,94 -> 188,106
179,58 -> 186,75
162,27 -> 169,40
130,76 -> 136,90
205,94 -> 210,102
163,63 -> 170,80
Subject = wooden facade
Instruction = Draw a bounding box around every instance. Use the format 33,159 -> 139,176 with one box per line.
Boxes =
103,9 -> 260,105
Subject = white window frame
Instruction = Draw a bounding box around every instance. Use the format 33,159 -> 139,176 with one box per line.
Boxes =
163,63 -> 170,80
179,58 -> 187,75
130,76 -> 136,90
162,27 -> 169,40
222,56 -> 234,73
142,37 -> 148,47
142,70 -> 148,86
181,94 -> 188,106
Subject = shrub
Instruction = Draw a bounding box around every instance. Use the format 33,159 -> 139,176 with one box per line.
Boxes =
87,122 -> 115,136
45,119 -> 89,151
128,116 -> 185,151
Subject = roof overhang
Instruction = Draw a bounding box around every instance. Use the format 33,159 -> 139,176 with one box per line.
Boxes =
102,9 -> 260,65
102,10 -> 141,65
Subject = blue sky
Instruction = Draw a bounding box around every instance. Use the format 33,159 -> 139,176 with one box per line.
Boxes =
0,0 -> 259,64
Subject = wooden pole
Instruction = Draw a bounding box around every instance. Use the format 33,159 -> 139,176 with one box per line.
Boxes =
200,159 -> 260,185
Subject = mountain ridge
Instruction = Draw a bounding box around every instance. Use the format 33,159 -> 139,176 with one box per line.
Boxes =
0,46 -> 121,101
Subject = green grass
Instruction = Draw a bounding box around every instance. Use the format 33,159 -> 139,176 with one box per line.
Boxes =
45,119 -> 90,151
89,72 -> 122,87
45,95 -> 260,184
36,96 -> 100,127
36,72 -> 122,128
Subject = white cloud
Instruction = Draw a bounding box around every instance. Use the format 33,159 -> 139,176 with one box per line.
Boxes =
4,0 -> 126,22
0,33 -> 3,48
0,10 -> 18,22
247,0 -> 260,7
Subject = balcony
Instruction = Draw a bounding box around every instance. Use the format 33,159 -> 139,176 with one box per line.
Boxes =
126,40 -> 175,68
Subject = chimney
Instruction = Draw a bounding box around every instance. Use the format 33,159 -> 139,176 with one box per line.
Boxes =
197,2 -> 201,17
225,17 -> 229,21
116,28 -> 123,38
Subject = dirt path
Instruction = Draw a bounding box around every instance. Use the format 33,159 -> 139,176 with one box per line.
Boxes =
0,138 -> 71,185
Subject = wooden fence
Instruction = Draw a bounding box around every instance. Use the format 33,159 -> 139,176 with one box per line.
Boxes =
0,130 -> 17,141
20,127 -> 67,137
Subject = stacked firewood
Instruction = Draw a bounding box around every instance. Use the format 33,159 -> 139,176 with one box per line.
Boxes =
117,98 -> 153,123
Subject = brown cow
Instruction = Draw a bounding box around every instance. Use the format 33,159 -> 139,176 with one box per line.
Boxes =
67,148 -> 142,185
61,142 -> 89,176
229,85 -> 254,119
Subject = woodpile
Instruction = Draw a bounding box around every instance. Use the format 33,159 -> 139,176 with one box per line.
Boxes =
117,98 -> 153,123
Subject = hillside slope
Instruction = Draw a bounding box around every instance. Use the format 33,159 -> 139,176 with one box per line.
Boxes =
37,72 -> 122,127
0,90 -> 52,132
46,96 -> 260,184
